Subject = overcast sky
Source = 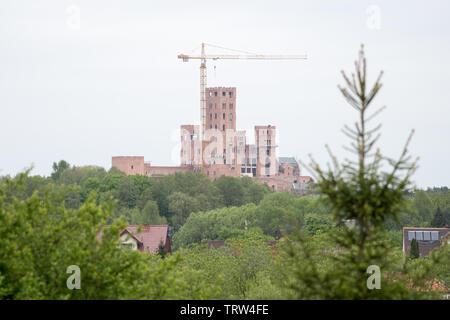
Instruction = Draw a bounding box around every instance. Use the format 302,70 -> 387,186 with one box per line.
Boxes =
0,0 -> 449,188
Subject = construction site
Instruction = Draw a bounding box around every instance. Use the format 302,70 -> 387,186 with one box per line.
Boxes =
112,43 -> 313,193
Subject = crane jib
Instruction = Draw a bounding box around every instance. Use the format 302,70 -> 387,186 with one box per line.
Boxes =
177,43 -> 307,141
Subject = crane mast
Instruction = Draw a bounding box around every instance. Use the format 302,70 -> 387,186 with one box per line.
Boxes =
178,43 -> 307,141
200,43 -> 206,140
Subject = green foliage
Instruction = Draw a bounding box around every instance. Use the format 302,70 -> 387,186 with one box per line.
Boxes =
80,177 -> 101,202
168,192 -> 201,232
253,192 -> 305,236
157,240 -> 168,259
51,160 -> 70,181
172,204 -> 258,249
131,200 -> 167,225
172,191 -> 319,249
136,188 -> 154,211
403,244 -> 450,293
427,245 -> 450,289
0,172 -> 217,299
431,206 -> 450,228
6,163 -> 273,239
240,176 -> 271,204
214,176 -> 245,207
410,239 -> 420,259
386,229 -> 403,248
213,175 -> 270,208
303,213 -> 333,236
177,236 -> 274,299
114,176 -> 138,209
22,174 -> 51,198
99,170 -> 126,193
152,172 -> 223,218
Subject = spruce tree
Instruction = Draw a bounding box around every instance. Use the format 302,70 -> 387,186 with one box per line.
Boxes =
410,238 -> 420,259
157,240 -> 168,258
279,44 -> 437,299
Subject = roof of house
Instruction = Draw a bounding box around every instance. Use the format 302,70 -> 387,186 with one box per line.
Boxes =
278,157 -> 297,164
207,240 -> 225,250
121,225 -> 169,253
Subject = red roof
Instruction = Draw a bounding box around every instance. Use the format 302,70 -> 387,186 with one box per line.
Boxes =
121,225 -> 169,253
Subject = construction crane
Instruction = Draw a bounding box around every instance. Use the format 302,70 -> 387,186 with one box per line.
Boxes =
178,42 -> 307,140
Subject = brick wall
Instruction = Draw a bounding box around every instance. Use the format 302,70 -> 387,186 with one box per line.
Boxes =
205,87 -> 236,132
112,156 -> 145,175
403,227 -> 449,257
202,163 -> 241,179
144,164 -> 191,177
253,176 -> 292,192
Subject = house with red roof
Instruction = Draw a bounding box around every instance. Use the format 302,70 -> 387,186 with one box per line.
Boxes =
120,225 -> 171,254
98,225 -> 171,254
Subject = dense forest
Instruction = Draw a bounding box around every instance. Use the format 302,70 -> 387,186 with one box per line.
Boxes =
1,46 -> 449,299
6,160 -> 450,250
0,161 -> 448,299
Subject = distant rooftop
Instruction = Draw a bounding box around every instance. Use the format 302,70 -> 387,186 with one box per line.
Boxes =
279,157 -> 297,164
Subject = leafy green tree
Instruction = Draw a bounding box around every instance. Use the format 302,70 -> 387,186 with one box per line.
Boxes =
0,172 -> 214,299
253,192 -> 305,236
302,213 -> 333,236
445,208 -> 450,228
151,172 -> 221,218
136,187 -> 154,211
132,175 -> 153,199
431,206 -> 444,228
114,176 -> 138,209
131,200 -> 166,225
177,235 -> 273,299
61,185 -> 82,209
172,204 -> 258,249
51,160 -> 70,182
23,174 -> 50,198
168,192 -> 200,232
240,176 -> 271,204
99,170 -> 126,193
431,206 -> 450,228
214,176 -> 245,207
80,177 -> 100,202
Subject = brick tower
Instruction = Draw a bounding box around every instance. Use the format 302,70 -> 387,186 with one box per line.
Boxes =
205,87 -> 236,132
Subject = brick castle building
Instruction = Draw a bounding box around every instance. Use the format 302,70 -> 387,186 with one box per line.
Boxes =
112,87 -> 313,193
